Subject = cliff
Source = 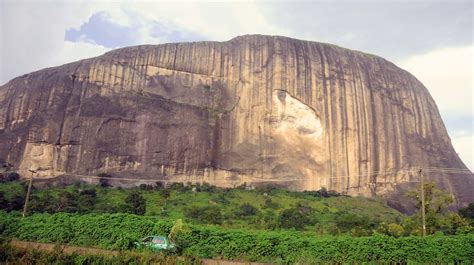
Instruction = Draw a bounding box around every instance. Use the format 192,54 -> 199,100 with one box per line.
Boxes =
0,35 -> 472,210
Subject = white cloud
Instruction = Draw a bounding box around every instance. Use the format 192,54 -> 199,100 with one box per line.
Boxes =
0,0 -> 116,84
397,45 -> 473,171
127,1 -> 286,42
397,45 -> 473,115
51,41 -> 110,67
1,0 -> 282,85
452,133 -> 473,171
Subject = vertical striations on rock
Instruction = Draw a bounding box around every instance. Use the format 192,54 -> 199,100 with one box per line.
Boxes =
0,34 -> 472,211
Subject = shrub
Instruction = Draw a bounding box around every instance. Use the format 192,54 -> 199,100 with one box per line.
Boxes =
335,213 -> 378,234
262,198 -> 280,209
0,172 -> 20,183
184,206 -> 223,224
123,191 -> 146,215
459,203 -> 474,223
97,173 -> 112,187
278,208 -> 308,230
236,203 -> 258,217
387,223 -> 404,237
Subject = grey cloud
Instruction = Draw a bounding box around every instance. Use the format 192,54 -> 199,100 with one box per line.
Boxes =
257,1 -> 473,60
65,11 -> 139,48
149,21 -> 207,43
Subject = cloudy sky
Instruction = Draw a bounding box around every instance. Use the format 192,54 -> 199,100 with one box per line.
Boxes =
1,0 -> 472,170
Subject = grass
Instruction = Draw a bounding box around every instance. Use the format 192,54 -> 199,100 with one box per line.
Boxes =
0,180 -> 403,234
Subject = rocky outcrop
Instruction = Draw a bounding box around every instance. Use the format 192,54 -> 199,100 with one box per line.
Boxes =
0,35 -> 472,210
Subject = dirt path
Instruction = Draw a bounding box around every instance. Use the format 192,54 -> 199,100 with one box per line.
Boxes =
11,240 -> 120,256
9,240 -> 271,265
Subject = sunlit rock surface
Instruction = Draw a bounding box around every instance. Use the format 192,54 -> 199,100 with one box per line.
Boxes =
0,35 -> 472,211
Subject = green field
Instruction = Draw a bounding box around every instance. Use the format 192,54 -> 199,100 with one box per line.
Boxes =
1,180 -> 473,263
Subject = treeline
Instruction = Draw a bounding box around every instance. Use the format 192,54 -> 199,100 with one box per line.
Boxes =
0,183 -> 147,215
1,179 -> 473,236
0,211 -> 472,263
0,181 -> 406,236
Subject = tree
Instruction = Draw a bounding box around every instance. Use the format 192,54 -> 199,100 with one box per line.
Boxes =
262,198 -> 280,209
236,203 -> 258,217
184,205 -> 223,224
78,188 -> 97,213
55,191 -> 80,213
406,182 -> 470,235
0,192 -> 6,209
459,203 -> 474,224
123,191 -> 146,215
377,222 -> 405,237
278,208 -> 308,230
161,189 -> 171,200
97,173 -> 112,187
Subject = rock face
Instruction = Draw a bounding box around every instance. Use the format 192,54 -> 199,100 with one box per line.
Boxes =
0,35 -> 472,210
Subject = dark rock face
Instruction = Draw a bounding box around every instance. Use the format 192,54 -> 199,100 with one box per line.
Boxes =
0,35 -> 472,211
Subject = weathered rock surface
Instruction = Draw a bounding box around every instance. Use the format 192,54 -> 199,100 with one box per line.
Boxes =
0,35 -> 472,210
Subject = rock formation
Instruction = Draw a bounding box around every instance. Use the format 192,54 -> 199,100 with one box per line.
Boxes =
0,35 -> 472,210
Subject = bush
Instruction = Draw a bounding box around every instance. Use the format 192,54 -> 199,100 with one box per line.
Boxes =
335,213 -> 378,234
1,211 -> 473,263
278,208 -> 308,230
168,182 -> 191,192
123,191 -> 146,215
236,203 -> 258,217
459,203 -> 474,223
0,172 -> 20,183
194,182 -> 218,193
97,173 -> 112,187
262,198 -> 280,209
377,222 -> 404,237
184,206 -> 223,224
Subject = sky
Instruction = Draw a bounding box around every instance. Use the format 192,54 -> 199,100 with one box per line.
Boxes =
0,0 -> 472,170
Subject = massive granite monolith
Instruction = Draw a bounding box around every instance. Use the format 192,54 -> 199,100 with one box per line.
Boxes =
0,35 -> 472,211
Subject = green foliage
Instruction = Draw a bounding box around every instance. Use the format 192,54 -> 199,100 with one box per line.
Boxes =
160,189 -> 171,200
28,188 -> 98,214
0,191 -> 24,212
184,205 -> 223,224
406,183 -> 472,235
459,202 -> 474,224
0,211 -> 472,263
262,198 -> 280,209
0,181 -> 403,235
123,191 -> 146,215
278,208 -> 309,230
377,222 -> 405,237
236,203 -> 258,217
334,213 -> 379,236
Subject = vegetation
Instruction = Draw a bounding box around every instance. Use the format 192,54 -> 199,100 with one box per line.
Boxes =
405,182 -> 472,235
0,211 -> 472,263
123,191 -> 146,215
0,180 -> 406,235
0,180 -> 471,236
459,202 -> 474,224
0,172 -> 19,183
0,178 -> 472,263
0,242 -> 190,264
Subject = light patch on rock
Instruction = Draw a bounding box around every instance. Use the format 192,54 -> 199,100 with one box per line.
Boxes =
271,89 -> 323,139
